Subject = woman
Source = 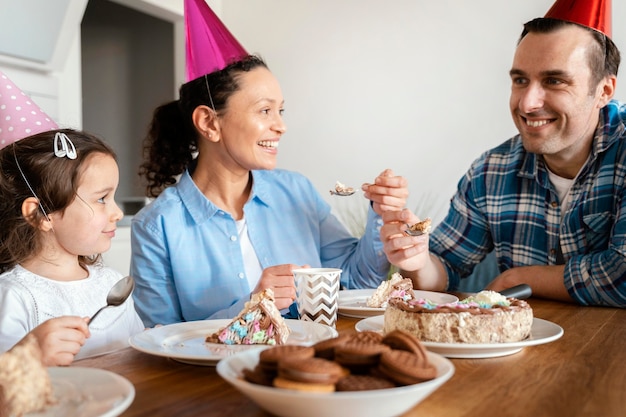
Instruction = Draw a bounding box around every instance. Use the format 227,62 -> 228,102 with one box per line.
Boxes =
131,55 -> 408,326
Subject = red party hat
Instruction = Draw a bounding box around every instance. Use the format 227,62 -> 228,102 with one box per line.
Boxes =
184,0 -> 248,81
0,71 -> 58,150
545,0 -> 612,38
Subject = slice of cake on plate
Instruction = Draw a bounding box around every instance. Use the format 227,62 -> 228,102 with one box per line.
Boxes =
384,290 -> 533,344
366,272 -> 415,308
206,289 -> 291,345
0,334 -> 55,417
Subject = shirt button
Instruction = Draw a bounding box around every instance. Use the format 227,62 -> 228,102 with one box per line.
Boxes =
376,218 -> 383,225
550,249 -> 556,255
551,201 -> 558,208
230,235 -> 237,241
238,273 -> 245,279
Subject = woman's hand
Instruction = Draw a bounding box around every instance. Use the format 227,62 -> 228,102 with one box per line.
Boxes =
362,169 -> 409,215
253,264 -> 303,310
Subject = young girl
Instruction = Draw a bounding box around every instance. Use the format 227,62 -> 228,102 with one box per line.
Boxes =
0,129 -> 144,366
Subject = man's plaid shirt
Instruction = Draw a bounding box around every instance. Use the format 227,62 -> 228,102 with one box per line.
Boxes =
432,100 -> 626,307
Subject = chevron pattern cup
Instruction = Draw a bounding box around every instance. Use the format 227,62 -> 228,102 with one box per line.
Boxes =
293,268 -> 342,328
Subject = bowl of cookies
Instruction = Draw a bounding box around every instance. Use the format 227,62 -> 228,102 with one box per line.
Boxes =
216,331 -> 454,417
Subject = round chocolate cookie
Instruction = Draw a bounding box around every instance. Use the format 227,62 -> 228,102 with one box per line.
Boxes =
348,330 -> 384,344
258,345 -> 315,375
377,349 -> 437,385
273,377 -> 336,393
312,334 -> 351,360
278,357 -> 347,385
382,330 -> 428,358
335,374 -> 396,391
242,365 -> 274,386
334,332 -> 390,373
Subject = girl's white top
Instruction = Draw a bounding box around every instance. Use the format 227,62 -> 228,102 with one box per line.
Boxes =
0,264 -> 144,359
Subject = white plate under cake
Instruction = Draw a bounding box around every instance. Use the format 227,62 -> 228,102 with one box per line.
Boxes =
129,319 -> 337,366
338,289 -> 458,318
355,316 -> 563,358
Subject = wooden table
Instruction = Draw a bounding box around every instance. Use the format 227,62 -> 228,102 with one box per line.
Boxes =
74,298 -> 626,417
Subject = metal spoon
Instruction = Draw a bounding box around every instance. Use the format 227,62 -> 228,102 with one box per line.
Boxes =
404,218 -> 432,236
330,189 -> 357,196
89,275 -> 135,325
404,225 -> 426,236
329,181 -> 357,196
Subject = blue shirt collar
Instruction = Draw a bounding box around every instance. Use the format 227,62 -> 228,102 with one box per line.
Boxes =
177,169 -> 273,225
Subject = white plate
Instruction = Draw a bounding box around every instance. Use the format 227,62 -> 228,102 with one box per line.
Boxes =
338,289 -> 459,318
27,367 -> 134,417
129,319 -> 338,366
216,348 -> 454,417
355,316 -> 563,358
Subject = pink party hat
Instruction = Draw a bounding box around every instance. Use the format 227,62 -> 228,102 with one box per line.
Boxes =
184,0 -> 248,81
0,71 -> 58,150
545,0 -> 612,38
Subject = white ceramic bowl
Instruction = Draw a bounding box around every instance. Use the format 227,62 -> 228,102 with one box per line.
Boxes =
216,349 -> 454,417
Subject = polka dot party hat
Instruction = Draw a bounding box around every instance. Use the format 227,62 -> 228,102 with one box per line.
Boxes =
0,70 -> 58,150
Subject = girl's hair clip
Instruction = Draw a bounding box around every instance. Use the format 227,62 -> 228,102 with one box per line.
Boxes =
53,132 -> 77,159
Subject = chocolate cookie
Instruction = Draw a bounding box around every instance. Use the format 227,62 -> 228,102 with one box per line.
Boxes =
334,332 -> 390,373
377,349 -> 437,385
382,330 -> 428,358
272,357 -> 348,392
242,365 -> 274,386
258,345 -> 315,375
273,376 -> 336,393
335,374 -> 396,391
348,330 -> 384,344
312,334 -> 351,359
278,357 -> 347,385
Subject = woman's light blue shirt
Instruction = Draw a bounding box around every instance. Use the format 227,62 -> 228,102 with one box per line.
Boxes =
130,169 -> 389,326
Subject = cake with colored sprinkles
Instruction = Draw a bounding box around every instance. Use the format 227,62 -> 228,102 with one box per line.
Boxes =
366,273 -> 415,308
383,290 -> 533,344
206,289 -> 291,345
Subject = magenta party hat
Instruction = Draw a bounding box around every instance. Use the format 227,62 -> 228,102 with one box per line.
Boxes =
0,71 -> 58,150
185,0 -> 248,81
545,0 -> 612,38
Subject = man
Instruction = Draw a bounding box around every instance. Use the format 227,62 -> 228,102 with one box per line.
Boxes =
382,0 -> 626,307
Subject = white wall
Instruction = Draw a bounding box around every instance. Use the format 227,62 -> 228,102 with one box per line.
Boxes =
219,0 -> 626,224
4,0 -> 626,272
4,0 -> 626,225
